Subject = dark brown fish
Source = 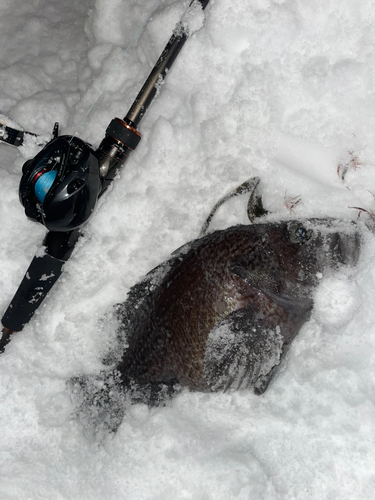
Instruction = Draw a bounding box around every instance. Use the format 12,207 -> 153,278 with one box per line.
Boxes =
114,218 -> 360,397
71,217 -> 361,437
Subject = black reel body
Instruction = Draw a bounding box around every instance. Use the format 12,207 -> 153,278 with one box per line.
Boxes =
20,136 -> 102,232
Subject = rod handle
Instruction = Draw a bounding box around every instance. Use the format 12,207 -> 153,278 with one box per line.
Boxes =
1,253 -> 65,333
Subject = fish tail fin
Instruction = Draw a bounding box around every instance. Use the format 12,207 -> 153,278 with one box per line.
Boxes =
68,370 -> 180,440
68,370 -> 127,440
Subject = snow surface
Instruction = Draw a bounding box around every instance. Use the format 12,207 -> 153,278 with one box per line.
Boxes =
1,0 -> 375,498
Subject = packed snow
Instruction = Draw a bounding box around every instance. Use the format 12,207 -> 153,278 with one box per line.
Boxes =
1,0 -> 375,498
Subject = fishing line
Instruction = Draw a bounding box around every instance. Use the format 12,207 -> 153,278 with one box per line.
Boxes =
70,0 -> 161,143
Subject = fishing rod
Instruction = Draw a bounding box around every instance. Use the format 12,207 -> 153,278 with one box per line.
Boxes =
0,0 -> 211,352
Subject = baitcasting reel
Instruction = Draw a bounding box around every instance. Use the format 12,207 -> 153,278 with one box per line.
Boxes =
20,135 -> 101,232
19,118 -> 141,232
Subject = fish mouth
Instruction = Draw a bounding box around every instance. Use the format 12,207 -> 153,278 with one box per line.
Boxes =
291,218 -> 361,269
311,222 -> 361,269
329,231 -> 361,267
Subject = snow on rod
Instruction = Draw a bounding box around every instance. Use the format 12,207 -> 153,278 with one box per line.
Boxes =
0,0 -> 211,352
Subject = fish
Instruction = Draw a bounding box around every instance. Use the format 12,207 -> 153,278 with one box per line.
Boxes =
112,218 -> 360,399
70,180 -> 363,436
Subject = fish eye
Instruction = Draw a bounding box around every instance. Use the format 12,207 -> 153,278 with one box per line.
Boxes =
287,223 -> 312,244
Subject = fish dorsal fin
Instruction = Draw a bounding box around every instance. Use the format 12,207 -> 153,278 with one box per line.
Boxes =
199,177 -> 267,237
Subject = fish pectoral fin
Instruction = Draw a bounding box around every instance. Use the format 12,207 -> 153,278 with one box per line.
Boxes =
204,306 -> 305,394
231,263 -> 313,316
260,289 -> 313,316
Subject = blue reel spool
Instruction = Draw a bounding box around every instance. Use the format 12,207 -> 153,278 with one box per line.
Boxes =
34,170 -> 57,203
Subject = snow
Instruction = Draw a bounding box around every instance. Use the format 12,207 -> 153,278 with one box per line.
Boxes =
0,0 -> 375,498
180,0 -> 205,36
